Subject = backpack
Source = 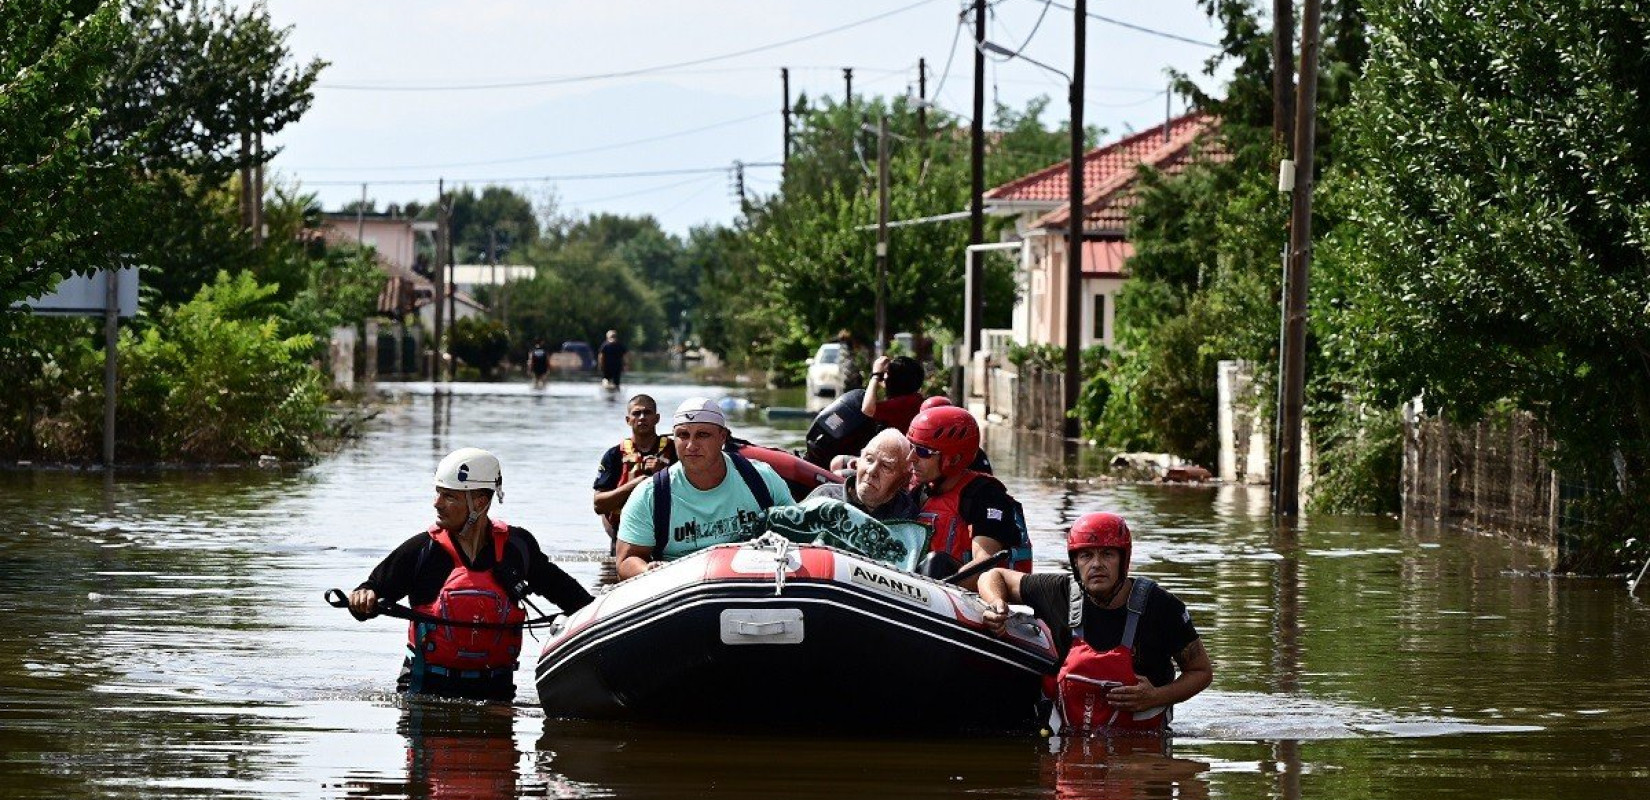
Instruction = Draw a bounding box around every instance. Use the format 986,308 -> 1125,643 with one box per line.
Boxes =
650,451 -> 776,554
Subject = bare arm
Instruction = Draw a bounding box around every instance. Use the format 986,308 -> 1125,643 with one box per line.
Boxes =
861,356 -> 890,416
976,567 -> 1027,634
1108,638 -> 1214,712
615,540 -> 660,580
592,463 -> 656,515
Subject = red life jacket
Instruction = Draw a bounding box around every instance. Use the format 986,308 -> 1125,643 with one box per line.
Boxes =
918,471 -> 1032,572
407,521 -> 527,671
602,437 -> 676,529
1046,576 -> 1169,735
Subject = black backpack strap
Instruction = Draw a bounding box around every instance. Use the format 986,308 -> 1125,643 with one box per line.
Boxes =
727,450 -> 775,510
1120,576 -> 1155,650
651,469 -> 672,554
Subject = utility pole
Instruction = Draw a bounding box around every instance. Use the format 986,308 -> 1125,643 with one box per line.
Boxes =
1164,85 -> 1172,145
876,114 -> 891,354
253,132 -> 265,246
1064,0 -> 1087,440
1273,0 -> 1296,147
488,227 -> 498,321
782,68 -> 792,172
357,183 -> 367,244
917,57 -> 928,141
445,198 -> 457,383
239,132 -> 253,232
967,0 -> 986,359
432,178 -> 446,381
1276,0 -> 1323,516
844,67 -> 854,110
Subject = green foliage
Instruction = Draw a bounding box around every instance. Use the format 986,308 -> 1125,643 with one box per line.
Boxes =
117,271 -> 326,462
0,1 -> 324,310
700,95 -> 1071,370
499,240 -> 667,356
448,185 -> 540,263
1308,402 -> 1403,515
449,317 -> 511,378
1322,0 -> 1650,562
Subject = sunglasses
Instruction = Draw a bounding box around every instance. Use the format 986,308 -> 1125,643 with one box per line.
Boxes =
912,444 -> 939,459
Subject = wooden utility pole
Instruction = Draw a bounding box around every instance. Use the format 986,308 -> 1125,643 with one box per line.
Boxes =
844,67 -> 854,109
431,178 -> 446,381
445,198 -> 457,382
253,131 -> 265,246
917,57 -> 928,140
1273,0 -> 1296,146
1064,0 -> 1087,439
781,68 -> 792,171
1276,0 -> 1323,515
876,114 -> 891,354
357,183 -> 367,243
967,0 -> 987,358
239,132 -> 253,232
102,267 -> 119,466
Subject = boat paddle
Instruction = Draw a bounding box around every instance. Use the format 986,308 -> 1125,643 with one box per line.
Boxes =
941,549 -> 1011,586
323,588 -> 561,630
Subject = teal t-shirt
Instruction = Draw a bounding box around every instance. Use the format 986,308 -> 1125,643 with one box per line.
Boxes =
617,453 -> 793,559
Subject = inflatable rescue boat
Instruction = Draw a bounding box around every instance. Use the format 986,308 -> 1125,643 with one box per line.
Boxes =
534,532 -> 1058,732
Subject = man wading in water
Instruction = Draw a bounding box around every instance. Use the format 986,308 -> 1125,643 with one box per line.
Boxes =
349,448 -> 593,701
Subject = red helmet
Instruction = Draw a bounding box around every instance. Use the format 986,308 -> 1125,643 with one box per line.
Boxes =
1068,512 -> 1131,577
906,406 -> 979,477
920,395 -> 953,411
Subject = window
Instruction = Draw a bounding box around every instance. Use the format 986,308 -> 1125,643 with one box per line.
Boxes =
1092,293 -> 1107,341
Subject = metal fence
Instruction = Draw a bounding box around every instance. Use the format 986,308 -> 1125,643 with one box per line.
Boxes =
1403,402 -> 1558,548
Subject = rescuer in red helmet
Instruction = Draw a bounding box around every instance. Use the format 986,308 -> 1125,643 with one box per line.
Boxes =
906,406 -> 1031,586
976,512 -> 1213,735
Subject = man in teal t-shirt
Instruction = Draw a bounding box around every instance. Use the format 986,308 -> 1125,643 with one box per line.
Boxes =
615,397 -> 791,578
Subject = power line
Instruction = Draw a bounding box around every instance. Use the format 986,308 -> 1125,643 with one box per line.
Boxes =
318,0 -> 945,92
289,110 -> 774,172
297,164 -> 780,188
1044,1 -> 1218,48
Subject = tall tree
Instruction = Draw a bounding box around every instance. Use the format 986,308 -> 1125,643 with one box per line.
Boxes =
1323,0 -> 1650,555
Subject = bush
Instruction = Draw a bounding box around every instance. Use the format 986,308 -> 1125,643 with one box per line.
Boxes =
449,317 -> 511,378
118,271 -> 327,462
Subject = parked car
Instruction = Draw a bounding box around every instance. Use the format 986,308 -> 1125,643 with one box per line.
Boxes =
805,342 -> 844,399
560,340 -> 595,370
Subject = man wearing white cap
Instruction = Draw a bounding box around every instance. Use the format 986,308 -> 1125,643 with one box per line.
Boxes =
614,397 -> 792,579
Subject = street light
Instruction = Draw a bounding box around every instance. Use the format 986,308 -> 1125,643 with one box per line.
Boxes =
978,40 -> 1071,83
980,23 -> 1087,440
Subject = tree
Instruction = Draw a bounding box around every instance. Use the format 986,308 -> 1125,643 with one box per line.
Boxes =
449,185 -> 539,264
716,95 -> 1070,373
1,1 -> 325,310
1322,0 -> 1650,563
1,0 -> 139,306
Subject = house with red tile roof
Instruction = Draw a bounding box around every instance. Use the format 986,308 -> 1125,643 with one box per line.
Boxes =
983,111 -> 1222,350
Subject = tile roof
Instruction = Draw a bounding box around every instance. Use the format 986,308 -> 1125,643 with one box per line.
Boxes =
983,112 -> 1225,232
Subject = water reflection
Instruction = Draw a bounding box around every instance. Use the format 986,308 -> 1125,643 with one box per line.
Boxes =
1043,736 -> 1209,800
345,702 -> 523,800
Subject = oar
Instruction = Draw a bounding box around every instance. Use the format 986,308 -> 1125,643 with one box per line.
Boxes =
941,549 -> 1011,586
323,589 -> 561,630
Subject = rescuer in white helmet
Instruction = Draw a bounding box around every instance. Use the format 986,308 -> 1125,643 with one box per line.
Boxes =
348,447 -> 594,701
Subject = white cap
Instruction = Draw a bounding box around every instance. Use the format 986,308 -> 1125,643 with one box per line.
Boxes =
672,397 -> 727,429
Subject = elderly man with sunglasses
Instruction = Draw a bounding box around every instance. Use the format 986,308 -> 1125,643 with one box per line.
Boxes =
592,394 -> 677,553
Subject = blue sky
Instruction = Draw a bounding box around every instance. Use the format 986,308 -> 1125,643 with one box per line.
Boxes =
253,1 -> 1232,235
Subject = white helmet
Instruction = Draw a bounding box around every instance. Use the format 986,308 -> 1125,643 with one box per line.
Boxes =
434,447 -> 504,501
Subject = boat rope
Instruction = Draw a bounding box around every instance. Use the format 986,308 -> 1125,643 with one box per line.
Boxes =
323,588 -> 562,630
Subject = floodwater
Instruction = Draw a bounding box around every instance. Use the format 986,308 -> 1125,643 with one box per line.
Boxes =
2,376 -> 1647,799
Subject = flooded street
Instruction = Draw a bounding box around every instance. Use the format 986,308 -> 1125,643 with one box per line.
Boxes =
3,376 -> 1648,799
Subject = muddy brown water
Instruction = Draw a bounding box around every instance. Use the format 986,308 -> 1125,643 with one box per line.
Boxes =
2,378 -> 1647,798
